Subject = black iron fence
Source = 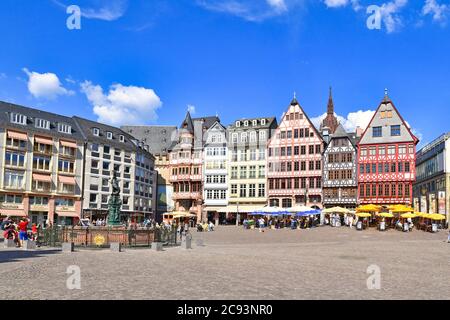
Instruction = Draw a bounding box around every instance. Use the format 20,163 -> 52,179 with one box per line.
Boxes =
38,226 -> 178,248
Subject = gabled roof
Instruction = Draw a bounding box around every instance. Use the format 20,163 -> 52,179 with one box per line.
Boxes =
180,111 -> 194,133
288,98 -> 324,143
358,94 -> 419,146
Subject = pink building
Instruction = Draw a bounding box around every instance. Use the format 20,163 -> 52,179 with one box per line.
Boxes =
267,96 -> 324,209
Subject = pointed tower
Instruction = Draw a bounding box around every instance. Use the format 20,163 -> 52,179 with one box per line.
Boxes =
320,87 -> 339,134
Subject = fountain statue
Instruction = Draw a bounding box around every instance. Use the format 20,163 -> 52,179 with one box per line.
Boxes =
107,171 -> 122,226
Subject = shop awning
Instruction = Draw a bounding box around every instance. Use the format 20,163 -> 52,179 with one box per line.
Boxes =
32,173 -> 52,182
55,211 -> 80,218
7,130 -> 27,140
58,175 -> 76,185
60,140 -> 77,148
218,205 -> 263,213
35,136 -> 53,145
0,209 -> 27,217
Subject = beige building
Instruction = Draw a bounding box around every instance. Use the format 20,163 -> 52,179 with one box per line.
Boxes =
225,117 -> 278,224
0,101 -> 84,226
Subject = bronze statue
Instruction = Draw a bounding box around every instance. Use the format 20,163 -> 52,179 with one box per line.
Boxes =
107,171 -> 122,226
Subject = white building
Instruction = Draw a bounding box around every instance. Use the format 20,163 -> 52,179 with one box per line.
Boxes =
203,121 -> 228,225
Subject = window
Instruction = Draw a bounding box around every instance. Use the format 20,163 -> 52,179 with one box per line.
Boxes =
259,166 -> 265,178
91,143 -> 99,152
241,132 -> 248,143
231,184 -> 238,195
373,127 -> 382,137
258,184 -> 265,197
4,170 -> 24,189
240,166 -> 247,179
235,121 -> 241,127
35,118 -> 50,130
5,151 -> 25,168
29,196 -> 48,206
261,119 -> 266,125
361,148 -> 367,156
232,133 -> 238,143
59,145 -> 75,157
103,145 -> 110,154
89,194 -> 97,203
106,132 -> 113,140
231,167 -> 238,179
119,135 -> 125,143
405,162 -> 410,172
249,166 -> 256,178
92,128 -> 100,136
244,121 -> 249,127
259,131 -> 266,141
58,160 -> 74,173
6,136 -> 27,149
252,120 -> 257,126
388,146 -> 396,155
249,184 -> 256,197
10,113 -> 27,125
0,194 -> 23,204
391,125 -> 401,136
33,156 -> 51,171
239,185 -> 247,197
58,123 -> 72,134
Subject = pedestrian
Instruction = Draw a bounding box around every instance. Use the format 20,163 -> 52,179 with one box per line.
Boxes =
18,218 -> 29,247
31,223 -> 38,241
348,214 -> 354,229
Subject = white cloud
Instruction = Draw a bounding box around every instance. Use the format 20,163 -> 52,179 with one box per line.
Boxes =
378,0 -> 409,33
80,81 -> 162,126
422,0 -> 449,23
22,68 -> 74,100
311,110 -> 375,133
324,0 -> 362,11
187,104 -> 196,115
52,0 -> 128,21
267,0 -> 288,12
196,0 -> 304,22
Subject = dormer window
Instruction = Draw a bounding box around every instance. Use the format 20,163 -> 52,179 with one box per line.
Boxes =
35,118 -> 50,130
106,132 -> 113,140
236,121 -> 241,127
244,121 -> 249,127
252,120 -> 258,126
261,119 -> 266,126
92,128 -> 100,136
119,135 -> 125,142
10,113 -> 27,125
58,123 -> 72,134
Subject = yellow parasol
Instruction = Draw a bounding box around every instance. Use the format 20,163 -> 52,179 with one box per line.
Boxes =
389,205 -> 414,213
428,214 -> 446,221
379,212 -> 394,218
415,212 -> 430,218
400,213 -> 418,219
356,204 -> 381,213
356,212 -> 372,218
322,206 -> 351,214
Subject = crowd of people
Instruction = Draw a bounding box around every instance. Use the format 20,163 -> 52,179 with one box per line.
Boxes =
243,215 -> 320,231
0,217 -> 39,247
196,221 -> 215,232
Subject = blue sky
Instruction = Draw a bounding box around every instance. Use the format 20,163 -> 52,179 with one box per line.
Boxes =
0,0 -> 449,147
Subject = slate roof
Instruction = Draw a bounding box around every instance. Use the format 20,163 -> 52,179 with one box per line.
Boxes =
0,100 -> 84,141
121,125 -> 178,156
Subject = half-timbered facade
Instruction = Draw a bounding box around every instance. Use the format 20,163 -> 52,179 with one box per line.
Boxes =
323,124 -> 358,209
357,93 -> 419,205
267,96 -> 324,209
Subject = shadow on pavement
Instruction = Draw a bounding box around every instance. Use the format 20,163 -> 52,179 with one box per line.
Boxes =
0,249 -> 61,264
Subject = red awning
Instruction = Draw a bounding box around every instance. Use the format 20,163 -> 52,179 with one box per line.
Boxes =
7,130 -> 28,140
35,136 -> 53,145
55,211 -> 80,218
60,140 -> 77,148
58,175 -> 76,185
0,209 -> 27,217
32,173 -> 52,182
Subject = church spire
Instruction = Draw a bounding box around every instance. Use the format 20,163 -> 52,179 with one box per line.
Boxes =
327,86 -> 334,115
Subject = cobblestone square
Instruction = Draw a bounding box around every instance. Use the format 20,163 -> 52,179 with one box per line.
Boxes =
0,226 -> 449,300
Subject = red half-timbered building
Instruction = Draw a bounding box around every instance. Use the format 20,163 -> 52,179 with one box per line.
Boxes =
357,93 -> 419,205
